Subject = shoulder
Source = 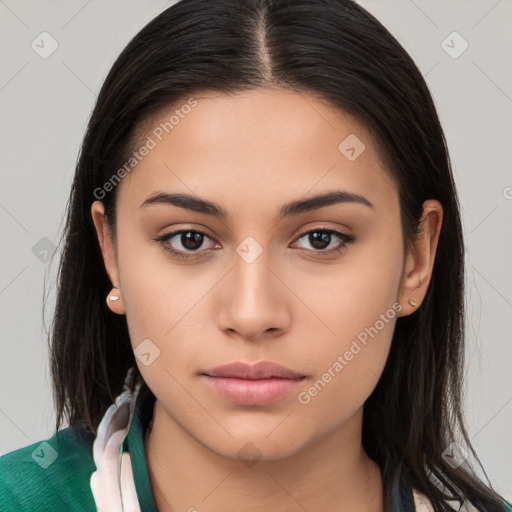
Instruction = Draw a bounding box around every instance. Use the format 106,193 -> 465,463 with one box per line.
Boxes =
0,425 -> 97,511
413,488 -> 466,511
413,488 -> 440,511
412,488 -> 512,512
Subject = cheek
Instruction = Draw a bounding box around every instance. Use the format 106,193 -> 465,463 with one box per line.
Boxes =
297,312 -> 397,414
292,299 -> 399,436
116,235 -> 219,401
113,226 -> 186,353
293,231 -> 403,408
293,225 -> 403,341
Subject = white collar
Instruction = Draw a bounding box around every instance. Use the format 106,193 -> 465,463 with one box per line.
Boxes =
90,368 -> 143,512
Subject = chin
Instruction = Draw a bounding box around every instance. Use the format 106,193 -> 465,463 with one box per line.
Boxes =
200,430 -> 306,464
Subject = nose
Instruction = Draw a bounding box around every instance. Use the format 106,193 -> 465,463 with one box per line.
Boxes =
216,249 -> 292,343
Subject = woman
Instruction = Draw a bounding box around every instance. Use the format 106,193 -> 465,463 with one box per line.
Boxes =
1,0 -> 510,511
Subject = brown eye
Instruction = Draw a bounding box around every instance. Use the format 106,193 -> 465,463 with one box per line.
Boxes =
178,231 -> 205,250
156,230 -> 219,259
293,228 -> 355,255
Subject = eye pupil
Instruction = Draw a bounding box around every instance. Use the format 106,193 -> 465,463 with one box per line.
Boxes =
182,231 -> 203,250
310,231 -> 331,249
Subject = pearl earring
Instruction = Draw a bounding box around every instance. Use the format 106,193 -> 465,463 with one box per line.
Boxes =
106,289 -> 121,307
408,297 -> 417,306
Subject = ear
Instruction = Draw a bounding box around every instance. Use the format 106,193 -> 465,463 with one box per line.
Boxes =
91,200 -> 125,315
397,199 -> 443,317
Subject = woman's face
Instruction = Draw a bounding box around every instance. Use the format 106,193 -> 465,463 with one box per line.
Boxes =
92,88 -> 439,460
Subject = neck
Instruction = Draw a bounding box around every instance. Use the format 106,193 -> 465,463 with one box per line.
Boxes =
144,401 -> 384,512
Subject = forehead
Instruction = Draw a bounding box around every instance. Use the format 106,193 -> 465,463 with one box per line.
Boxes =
116,88 -> 398,216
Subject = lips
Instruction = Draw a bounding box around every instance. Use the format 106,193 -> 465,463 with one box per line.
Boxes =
201,361 -> 307,406
203,360 -> 306,380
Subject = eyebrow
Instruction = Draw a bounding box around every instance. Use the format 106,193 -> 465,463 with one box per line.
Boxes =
140,190 -> 374,220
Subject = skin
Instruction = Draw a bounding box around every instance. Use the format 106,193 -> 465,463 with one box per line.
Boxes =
91,88 -> 442,512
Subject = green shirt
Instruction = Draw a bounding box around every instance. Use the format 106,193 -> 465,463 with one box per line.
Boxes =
1,383 -> 510,511
1,384 -> 158,511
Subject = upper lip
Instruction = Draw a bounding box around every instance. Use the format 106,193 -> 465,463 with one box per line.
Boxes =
203,361 -> 306,380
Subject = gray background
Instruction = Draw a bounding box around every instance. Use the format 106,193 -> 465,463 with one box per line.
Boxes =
1,0 -> 511,501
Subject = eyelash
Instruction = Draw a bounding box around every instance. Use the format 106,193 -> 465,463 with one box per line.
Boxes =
154,227 -> 355,260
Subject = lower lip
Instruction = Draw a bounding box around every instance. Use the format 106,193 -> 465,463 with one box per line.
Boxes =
202,375 -> 305,406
